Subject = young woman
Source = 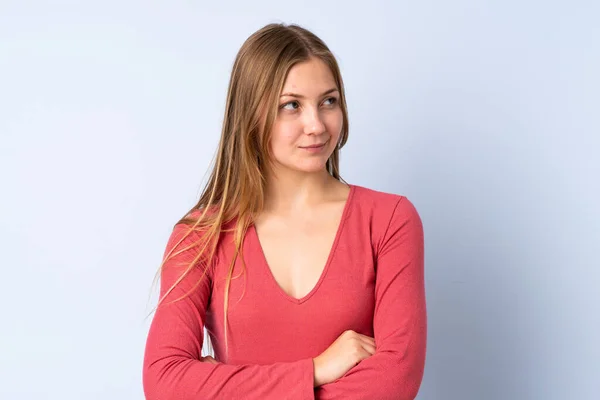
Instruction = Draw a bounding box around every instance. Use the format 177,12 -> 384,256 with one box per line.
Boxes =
142,23 -> 427,400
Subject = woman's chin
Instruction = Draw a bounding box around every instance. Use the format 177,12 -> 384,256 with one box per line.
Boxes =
272,154 -> 332,175
297,158 -> 332,173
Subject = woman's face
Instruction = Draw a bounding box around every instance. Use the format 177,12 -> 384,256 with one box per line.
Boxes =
269,57 -> 343,174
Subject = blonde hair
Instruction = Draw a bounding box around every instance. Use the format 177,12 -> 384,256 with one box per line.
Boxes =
149,22 -> 349,360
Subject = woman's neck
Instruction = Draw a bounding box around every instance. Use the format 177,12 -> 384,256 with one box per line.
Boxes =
262,168 -> 339,215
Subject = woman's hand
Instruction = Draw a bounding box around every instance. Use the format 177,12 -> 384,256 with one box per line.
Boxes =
312,330 -> 376,387
200,329 -> 376,386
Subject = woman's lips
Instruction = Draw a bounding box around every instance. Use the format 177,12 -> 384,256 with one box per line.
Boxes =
299,139 -> 329,150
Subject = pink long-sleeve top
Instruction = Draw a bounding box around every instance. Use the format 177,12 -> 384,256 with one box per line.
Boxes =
143,184 -> 427,399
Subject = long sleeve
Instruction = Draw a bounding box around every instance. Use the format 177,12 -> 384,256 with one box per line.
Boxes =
315,197 -> 427,400
142,222 -> 315,400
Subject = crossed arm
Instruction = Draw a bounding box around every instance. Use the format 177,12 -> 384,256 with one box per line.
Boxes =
314,197 -> 427,399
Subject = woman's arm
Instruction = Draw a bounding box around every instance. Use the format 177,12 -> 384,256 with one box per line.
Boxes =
142,223 -> 315,400
314,197 -> 427,400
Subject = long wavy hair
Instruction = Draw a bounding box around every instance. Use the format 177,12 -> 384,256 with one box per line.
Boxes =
149,22 -> 349,360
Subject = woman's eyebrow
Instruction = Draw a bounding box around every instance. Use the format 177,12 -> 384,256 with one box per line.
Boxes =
280,88 -> 339,98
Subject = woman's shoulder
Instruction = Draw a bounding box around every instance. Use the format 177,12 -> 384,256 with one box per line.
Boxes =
168,206 -> 228,247
350,183 -> 414,211
349,184 -> 423,247
349,183 -> 421,228
180,206 -> 236,228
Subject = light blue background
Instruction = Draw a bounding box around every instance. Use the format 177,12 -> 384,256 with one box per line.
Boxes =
1,1 -> 598,399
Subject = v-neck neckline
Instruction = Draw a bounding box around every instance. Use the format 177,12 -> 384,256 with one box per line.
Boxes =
250,184 -> 356,305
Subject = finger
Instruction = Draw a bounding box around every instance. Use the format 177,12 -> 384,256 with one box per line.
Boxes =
357,347 -> 373,363
361,341 -> 376,355
357,334 -> 376,348
346,330 -> 374,345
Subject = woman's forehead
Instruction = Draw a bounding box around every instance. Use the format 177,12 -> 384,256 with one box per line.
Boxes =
281,59 -> 337,96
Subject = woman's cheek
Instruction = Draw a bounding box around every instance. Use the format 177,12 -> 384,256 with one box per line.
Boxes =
281,124 -> 300,143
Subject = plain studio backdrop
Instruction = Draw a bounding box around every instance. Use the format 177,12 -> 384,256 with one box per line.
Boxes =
1,1 -> 598,399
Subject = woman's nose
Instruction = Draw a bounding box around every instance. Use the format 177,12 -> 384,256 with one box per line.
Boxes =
303,109 -> 326,135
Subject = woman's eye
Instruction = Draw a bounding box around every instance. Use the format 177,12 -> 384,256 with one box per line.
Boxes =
280,97 -> 337,112
323,97 -> 338,106
281,101 -> 299,110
